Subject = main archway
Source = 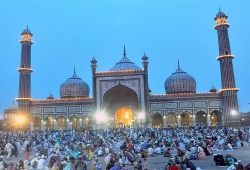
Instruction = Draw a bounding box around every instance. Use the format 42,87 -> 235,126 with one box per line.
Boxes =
103,84 -> 139,127
114,107 -> 133,127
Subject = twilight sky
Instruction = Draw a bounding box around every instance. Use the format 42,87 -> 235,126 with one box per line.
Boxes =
0,0 -> 249,114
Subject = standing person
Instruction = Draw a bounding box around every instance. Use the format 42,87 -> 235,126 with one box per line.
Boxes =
4,141 -> 14,159
0,156 -> 7,170
25,144 -> 31,161
11,141 -> 18,158
143,158 -> 148,170
37,155 -> 47,170
96,160 -> 102,170
74,156 -> 87,170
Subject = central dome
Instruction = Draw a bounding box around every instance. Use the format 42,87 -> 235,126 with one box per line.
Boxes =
165,63 -> 196,94
110,46 -> 140,71
60,69 -> 89,98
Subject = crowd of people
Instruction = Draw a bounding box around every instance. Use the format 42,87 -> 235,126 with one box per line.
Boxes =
0,125 -> 249,170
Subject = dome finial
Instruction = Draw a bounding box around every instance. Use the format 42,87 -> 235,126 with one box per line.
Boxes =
219,7 -> 221,12
178,59 -> 180,68
123,45 -> 126,57
72,66 -> 78,78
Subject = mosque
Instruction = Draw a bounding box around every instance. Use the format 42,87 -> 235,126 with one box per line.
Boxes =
4,10 -> 241,130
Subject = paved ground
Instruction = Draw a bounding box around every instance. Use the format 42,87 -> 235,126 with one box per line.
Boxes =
94,147 -> 250,170
3,146 -> 250,169
145,147 -> 250,170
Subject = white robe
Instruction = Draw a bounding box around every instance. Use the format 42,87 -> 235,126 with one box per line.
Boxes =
37,158 -> 47,170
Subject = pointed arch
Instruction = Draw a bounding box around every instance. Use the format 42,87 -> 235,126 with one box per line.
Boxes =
152,113 -> 163,128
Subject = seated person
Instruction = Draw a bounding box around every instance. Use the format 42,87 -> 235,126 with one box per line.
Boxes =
97,148 -> 104,156
148,147 -> 154,155
213,153 -> 226,166
155,147 -> 161,154
164,148 -> 171,157
197,146 -> 206,160
226,156 -> 235,166
168,163 -> 181,170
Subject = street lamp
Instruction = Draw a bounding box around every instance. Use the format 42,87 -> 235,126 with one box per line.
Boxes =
95,111 -> 107,126
95,111 -> 106,129
137,112 -> 145,127
230,109 -> 237,115
138,112 -> 145,120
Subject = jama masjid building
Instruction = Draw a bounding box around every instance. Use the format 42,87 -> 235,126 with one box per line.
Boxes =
6,10 -> 240,130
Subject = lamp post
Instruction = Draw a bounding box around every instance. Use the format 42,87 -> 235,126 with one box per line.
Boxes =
86,117 -> 89,130
163,115 -> 166,128
137,111 -> 145,128
95,111 -> 106,129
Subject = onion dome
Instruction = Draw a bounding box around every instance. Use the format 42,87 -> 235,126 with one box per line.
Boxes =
21,25 -> 32,35
110,46 -> 141,71
215,8 -> 227,19
60,68 -> 90,98
165,61 -> 196,94
216,11 -> 226,18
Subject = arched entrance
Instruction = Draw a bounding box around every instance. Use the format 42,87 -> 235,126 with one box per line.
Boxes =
57,116 -> 66,130
181,112 -> 191,127
196,111 -> 207,125
166,112 -> 177,127
33,116 -> 41,130
114,107 -> 133,127
82,116 -> 89,129
44,116 -> 54,130
71,115 -> 79,129
210,110 -> 222,126
152,113 -> 163,128
103,85 -> 139,126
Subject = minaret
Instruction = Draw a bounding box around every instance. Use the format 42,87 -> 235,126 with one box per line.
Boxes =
16,26 -> 33,129
214,10 -> 240,126
91,57 -> 97,108
142,52 -> 149,124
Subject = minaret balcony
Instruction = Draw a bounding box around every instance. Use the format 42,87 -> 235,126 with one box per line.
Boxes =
17,68 -> 33,72
216,54 -> 235,60
16,97 -> 32,101
214,23 -> 230,29
218,88 -> 239,93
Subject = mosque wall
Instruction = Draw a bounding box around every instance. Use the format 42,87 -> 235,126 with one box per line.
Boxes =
149,94 -> 224,127
29,101 -> 93,130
